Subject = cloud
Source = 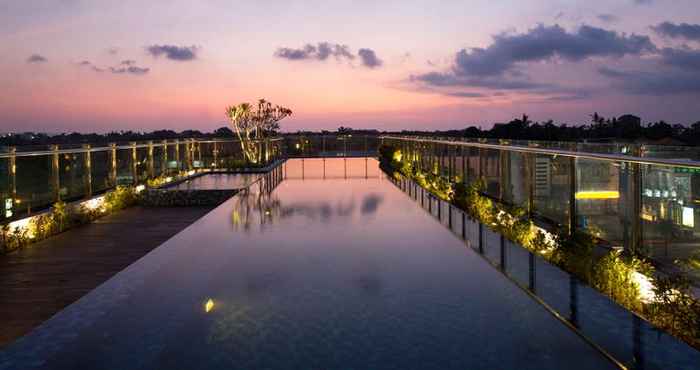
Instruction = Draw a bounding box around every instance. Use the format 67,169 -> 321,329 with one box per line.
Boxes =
445,92 -> 488,98
146,44 -> 199,61
411,72 -> 550,90
77,59 -> 148,75
27,54 -> 47,63
597,14 -> 619,23
599,66 -> 700,95
76,60 -> 105,72
274,42 -> 354,61
634,0 -> 653,4
652,22 -> 700,41
660,47 -> 700,71
411,24 -> 655,94
109,65 -> 150,75
358,48 -> 382,68
449,24 -> 655,78
107,47 -> 119,55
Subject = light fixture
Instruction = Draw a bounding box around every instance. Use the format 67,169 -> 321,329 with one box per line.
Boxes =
574,191 -> 620,200
204,298 -> 215,313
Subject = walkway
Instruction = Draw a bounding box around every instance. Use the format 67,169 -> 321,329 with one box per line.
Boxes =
0,206 -> 215,347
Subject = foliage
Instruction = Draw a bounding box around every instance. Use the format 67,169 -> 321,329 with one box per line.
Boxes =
647,275 -> 700,346
104,186 -> 137,212
592,251 -> 650,312
226,99 -> 291,164
380,140 -> 700,350
1,185 -> 139,253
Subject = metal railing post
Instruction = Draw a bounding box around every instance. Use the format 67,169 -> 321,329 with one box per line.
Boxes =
527,153 -> 534,217
569,156 -> 577,236
162,140 -> 168,176
9,147 -> 16,208
147,141 -> 154,179
109,143 -> 117,186
51,144 -> 60,201
174,139 -> 181,171
83,144 -> 92,197
131,142 -> 138,185
213,141 -> 218,168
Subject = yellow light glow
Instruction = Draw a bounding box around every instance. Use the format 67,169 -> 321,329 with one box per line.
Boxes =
81,196 -> 105,212
165,177 -> 173,183
8,216 -> 36,239
641,212 -> 654,222
135,185 -> 146,193
575,191 -> 620,200
205,298 -> 215,313
633,272 -> 656,304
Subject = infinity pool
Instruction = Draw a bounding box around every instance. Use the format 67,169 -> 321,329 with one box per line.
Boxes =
0,159 -> 614,370
170,173 -> 259,190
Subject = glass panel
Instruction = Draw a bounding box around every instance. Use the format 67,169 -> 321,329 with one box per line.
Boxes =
503,151 -> 530,208
532,154 -> 571,227
577,159 -> 623,246
483,228 -> 501,265
91,150 -> 112,194
534,255 -> 570,314
116,147 -> 134,185
15,154 -> 53,214
483,149 -> 500,199
58,151 -> 86,201
641,163 -> 700,282
505,240 -> 529,287
576,284 -> 634,365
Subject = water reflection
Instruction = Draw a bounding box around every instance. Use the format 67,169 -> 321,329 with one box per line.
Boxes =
229,166 -> 283,232
361,194 -> 383,215
230,162 -> 385,228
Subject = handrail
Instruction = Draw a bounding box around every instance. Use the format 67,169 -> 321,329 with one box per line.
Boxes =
380,135 -> 700,170
0,137 -> 283,159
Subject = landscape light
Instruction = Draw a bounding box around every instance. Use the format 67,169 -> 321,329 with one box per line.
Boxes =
204,298 -> 215,313
574,191 -> 620,200
682,207 -> 694,228
81,196 -> 106,212
135,185 -> 146,193
633,272 -> 656,304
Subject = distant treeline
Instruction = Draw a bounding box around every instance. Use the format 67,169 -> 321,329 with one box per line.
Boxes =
2,113 -> 700,147
399,114 -> 700,145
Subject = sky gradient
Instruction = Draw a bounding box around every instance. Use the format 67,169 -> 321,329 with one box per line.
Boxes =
2,0 -> 700,133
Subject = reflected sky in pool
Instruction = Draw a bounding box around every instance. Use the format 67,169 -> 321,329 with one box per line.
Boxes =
0,159 -> 615,370
170,173 -> 259,190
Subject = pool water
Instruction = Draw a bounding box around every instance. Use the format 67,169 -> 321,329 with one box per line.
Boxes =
170,173 -> 259,190
0,159 -> 615,370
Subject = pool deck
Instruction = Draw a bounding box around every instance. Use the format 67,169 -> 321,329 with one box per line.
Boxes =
0,205 -> 215,347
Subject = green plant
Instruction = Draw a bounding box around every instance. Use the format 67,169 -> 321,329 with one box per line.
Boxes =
647,275 -> 700,346
592,250 -> 650,311
380,144 -> 700,349
52,201 -> 69,232
104,186 -> 137,212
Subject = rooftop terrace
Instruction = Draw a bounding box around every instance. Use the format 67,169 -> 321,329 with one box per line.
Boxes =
1,136 -> 700,369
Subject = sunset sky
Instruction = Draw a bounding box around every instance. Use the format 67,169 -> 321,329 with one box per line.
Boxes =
2,0 -> 700,133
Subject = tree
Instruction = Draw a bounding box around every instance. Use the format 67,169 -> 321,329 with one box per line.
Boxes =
226,99 -> 292,164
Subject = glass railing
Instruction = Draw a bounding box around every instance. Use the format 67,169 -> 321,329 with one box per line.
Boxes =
391,174 -> 700,370
0,138 -> 284,223
282,134 -> 379,158
380,135 -> 700,283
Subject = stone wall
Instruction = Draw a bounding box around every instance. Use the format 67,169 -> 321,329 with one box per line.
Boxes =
139,189 -> 238,207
